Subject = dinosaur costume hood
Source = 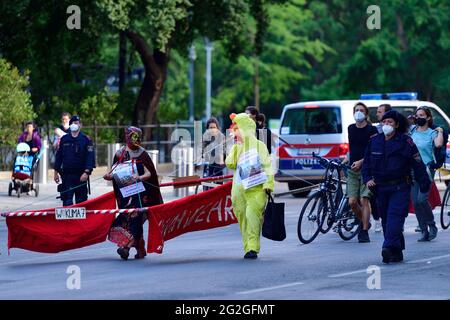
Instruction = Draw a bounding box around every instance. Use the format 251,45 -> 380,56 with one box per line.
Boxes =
230,113 -> 256,139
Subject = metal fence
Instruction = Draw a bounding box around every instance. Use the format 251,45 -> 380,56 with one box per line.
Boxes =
0,123 -> 200,171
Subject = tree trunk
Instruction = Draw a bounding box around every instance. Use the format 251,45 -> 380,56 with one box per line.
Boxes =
395,14 -> 409,51
125,30 -> 170,141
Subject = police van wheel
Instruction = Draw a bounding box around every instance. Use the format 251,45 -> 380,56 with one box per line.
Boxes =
289,181 -> 310,198
8,182 -> 13,197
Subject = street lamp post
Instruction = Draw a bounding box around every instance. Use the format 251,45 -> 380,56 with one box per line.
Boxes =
188,44 -> 196,122
204,38 -> 213,121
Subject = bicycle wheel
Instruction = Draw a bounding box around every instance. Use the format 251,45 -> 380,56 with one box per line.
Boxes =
440,187 -> 450,230
319,194 -> 333,234
333,182 -> 344,208
298,191 -> 325,244
319,168 -> 342,234
337,198 -> 361,241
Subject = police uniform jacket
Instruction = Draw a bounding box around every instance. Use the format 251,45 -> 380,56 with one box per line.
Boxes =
54,132 -> 95,175
362,132 -> 431,192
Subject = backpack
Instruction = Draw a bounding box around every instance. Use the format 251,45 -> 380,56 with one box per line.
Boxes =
410,125 -> 448,170
429,127 -> 448,170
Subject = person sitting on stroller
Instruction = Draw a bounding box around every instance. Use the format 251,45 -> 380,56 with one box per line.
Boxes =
13,142 -> 34,184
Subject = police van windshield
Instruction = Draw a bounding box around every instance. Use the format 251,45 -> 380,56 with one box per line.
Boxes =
281,106 -> 342,134
368,106 -> 448,129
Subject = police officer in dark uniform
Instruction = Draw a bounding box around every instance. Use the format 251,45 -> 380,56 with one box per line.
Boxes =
54,115 -> 95,206
362,110 -> 430,264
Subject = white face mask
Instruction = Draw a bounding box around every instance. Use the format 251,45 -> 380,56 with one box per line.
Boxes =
382,124 -> 394,136
70,124 -> 80,132
354,111 -> 366,122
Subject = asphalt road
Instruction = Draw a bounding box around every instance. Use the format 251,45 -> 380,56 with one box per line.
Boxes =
1,177 -> 450,300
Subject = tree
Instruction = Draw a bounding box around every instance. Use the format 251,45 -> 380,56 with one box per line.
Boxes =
97,0 -> 286,138
0,0 -> 112,123
211,0 -> 331,119
0,59 -> 36,146
300,0 -> 450,110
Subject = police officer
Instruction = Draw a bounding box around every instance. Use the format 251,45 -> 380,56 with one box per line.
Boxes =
54,115 -> 95,206
362,110 -> 430,264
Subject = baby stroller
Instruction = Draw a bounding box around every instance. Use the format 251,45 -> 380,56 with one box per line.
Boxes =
8,143 -> 39,197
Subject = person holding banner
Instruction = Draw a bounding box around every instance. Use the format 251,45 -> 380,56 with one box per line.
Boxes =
103,126 -> 163,260
226,113 -> 274,259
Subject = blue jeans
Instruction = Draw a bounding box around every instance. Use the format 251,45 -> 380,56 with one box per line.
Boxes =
411,179 -> 435,232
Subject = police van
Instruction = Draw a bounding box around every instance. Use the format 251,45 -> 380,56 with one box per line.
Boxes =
276,92 -> 450,197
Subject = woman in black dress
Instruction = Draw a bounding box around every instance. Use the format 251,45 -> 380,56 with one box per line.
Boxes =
103,126 -> 163,260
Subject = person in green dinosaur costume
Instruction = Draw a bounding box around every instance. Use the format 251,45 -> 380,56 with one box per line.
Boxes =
226,112 -> 274,259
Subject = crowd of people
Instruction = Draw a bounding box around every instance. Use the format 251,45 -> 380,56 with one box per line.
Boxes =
13,104 -> 446,263
346,102 -> 446,263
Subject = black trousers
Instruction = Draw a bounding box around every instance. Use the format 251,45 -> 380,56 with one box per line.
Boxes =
60,173 -> 88,206
203,164 -> 225,191
370,188 -> 380,220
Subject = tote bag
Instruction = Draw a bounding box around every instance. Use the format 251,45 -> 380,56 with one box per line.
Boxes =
262,192 -> 286,241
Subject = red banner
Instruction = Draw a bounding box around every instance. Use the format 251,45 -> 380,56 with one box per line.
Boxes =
408,181 -> 441,213
147,181 -> 237,253
5,182 -> 236,255
6,191 -> 116,253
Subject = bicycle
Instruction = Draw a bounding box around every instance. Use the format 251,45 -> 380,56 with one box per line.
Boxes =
297,153 -> 361,244
440,183 -> 450,229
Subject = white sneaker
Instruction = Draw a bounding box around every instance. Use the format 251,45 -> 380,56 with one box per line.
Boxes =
375,220 -> 382,233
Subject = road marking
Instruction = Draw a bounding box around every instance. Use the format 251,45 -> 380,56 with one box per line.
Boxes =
328,269 -> 367,278
329,254 -> 450,278
236,281 -> 304,295
406,253 -> 450,264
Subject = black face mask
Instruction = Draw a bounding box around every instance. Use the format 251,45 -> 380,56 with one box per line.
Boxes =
416,117 -> 427,127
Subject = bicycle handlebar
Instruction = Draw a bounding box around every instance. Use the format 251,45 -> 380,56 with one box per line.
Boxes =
312,152 -> 348,169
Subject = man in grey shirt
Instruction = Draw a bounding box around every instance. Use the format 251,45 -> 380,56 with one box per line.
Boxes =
376,103 -> 392,133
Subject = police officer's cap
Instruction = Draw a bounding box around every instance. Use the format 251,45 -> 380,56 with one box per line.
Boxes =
69,115 -> 81,125
381,110 -> 400,123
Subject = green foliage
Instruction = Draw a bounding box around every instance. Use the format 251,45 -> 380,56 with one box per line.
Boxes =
211,0 -> 332,118
49,88 -> 120,143
97,0 -> 136,31
145,0 -> 192,52
1,0 -> 448,137
0,59 -> 36,146
98,0 -> 192,52
0,0 -> 112,124
157,50 -> 189,123
300,0 -> 450,110
77,89 -> 120,143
